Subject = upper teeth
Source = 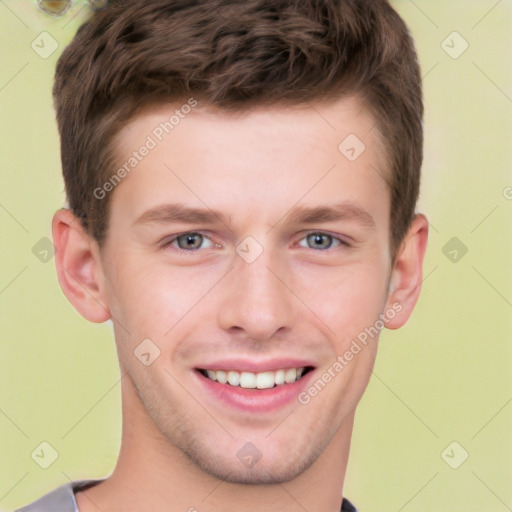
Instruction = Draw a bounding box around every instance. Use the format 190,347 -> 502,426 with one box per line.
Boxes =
204,367 -> 306,389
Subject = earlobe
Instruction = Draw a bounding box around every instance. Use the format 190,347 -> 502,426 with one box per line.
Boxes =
384,213 -> 429,330
52,208 -> 111,323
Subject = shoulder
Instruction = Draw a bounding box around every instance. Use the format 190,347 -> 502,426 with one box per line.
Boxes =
14,479 -> 105,512
341,496 -> 358,512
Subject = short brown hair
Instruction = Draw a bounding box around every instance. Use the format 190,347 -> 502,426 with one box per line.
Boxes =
53,0 -> 423,260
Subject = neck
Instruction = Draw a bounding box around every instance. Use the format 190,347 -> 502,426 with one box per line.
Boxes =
76,374 -> 354,512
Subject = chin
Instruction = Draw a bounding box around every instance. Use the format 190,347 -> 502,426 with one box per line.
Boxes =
180,438 -> 322,485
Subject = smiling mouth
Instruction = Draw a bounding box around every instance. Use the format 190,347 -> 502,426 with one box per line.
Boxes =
196,366 -> 315,389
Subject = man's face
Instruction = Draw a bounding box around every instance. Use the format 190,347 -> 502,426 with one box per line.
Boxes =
98,96 -> 393,483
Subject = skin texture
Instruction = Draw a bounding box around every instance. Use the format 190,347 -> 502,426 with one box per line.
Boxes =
53,95 -> 428,512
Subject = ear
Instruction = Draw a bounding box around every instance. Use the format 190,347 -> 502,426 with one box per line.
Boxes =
383,213 -> 429,329
52,208 -> 111,323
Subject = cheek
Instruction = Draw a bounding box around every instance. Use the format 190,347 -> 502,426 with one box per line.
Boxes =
108,265 -> 193,372
107,262 -> 170,332
296,261 -> 388,341
109,260 -> 216,340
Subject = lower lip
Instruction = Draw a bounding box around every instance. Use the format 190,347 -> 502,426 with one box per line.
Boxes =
194,369 -> 315,413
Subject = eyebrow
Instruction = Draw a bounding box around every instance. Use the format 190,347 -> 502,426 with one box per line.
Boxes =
282,202 -> 376,229
133,201 -> 376,230
134,203 -> 233,227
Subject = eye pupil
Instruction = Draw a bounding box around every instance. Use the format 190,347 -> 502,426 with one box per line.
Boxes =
171,232 -> 340,253
178,233 -> 202,249
308,233 -> 331,250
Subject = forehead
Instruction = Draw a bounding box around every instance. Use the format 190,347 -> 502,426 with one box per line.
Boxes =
113,95 -> 388,176
107,95 -> 389,232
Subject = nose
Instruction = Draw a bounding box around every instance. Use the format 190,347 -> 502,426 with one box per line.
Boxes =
217,241 -> 295,341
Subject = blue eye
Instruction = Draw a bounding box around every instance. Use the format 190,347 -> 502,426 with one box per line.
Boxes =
162,231 -> 348,254
298,232 -> 346,250
164,232 -> 214,252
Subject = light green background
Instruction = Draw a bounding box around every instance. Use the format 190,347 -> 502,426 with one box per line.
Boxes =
1,1 -> 511,511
